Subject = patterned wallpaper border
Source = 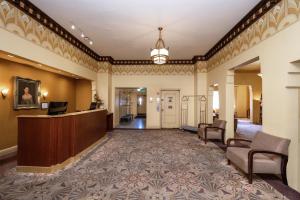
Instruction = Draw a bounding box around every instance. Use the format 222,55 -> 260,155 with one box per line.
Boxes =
0,0 -> 99,72
207,0 -> 300,71
1,0 -> 300,75
97,61 -> 207,76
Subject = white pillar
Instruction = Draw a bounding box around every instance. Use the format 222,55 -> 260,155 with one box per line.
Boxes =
225,70 -> 235,140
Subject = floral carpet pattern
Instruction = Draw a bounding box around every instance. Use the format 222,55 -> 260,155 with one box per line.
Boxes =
0,130 -> 288,200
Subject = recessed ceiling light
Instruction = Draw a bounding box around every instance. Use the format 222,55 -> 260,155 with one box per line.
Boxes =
7,55 -> 14,58
81,33 -> 85,38
71,25 -> 76,30
89,41 -> 93,45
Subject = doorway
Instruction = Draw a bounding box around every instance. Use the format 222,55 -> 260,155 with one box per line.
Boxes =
161,90 -> 180,128
115,88 -> 147,129
234,61 -> 262,139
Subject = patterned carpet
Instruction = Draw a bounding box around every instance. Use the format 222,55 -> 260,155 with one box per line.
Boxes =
0,130 -> 288,200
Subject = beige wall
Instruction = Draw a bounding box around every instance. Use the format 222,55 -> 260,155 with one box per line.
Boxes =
207,21 -> 300,191
235,73 -> 262,123
0,58 -> 91,150
75,79 -> 92,111
111,74 -> 196,129
235,85 -> 250,118
235,73 -> 262,102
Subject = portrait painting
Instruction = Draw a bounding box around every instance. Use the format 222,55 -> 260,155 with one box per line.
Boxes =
14,77 -> 41,109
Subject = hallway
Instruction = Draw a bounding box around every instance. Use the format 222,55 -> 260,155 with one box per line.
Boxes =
236,119 -> 262,139
116,118 -> 146,129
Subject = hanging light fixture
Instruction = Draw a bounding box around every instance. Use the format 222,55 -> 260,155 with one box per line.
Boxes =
151,27 -> 169,65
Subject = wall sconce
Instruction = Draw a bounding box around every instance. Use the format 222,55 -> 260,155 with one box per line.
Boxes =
1,88 -> 9,99
257,73 -> 262,77
149,97 -> 153,103
42,91 -> 48,99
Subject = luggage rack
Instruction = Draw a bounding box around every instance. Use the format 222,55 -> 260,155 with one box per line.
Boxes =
181,95 -> 207,133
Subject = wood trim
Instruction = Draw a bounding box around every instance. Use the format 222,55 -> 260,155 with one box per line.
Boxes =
7,0 -> 281,65
0,145 -> 17,159
17,135 -> 108,173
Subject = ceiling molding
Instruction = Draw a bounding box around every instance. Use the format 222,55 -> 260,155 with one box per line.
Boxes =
6,0 -> 100,60
8,0 -> 281,65
204,0 -> 281,60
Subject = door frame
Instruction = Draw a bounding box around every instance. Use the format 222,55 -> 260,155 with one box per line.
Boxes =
160,89 -> 181,129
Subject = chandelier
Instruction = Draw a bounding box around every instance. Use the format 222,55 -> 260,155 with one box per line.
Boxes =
151,27 -> 169,65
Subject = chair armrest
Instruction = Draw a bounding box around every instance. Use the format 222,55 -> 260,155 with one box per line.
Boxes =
227,138 -> 252,148
248,150 -> 288,160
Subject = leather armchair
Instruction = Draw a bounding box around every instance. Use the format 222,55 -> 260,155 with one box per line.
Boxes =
226,131 -> 290,185
198,120 -> 227,144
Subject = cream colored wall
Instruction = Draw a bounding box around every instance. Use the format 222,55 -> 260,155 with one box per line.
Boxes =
111,74 -> 196,129
97,72 -> 110,110
207,21 -> 300,191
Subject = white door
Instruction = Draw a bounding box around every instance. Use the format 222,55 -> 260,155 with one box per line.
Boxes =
161,90 -> 180,128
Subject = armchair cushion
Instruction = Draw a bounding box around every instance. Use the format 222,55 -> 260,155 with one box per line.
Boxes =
198,128 -> 222,139
250,132 -> 291,157
226,147 -> 281,174
213,120 -> 227,129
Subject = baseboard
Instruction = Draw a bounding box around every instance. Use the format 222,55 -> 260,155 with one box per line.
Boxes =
0,146 -> 17,160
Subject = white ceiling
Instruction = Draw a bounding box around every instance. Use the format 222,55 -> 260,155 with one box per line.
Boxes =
30,0 -> 260,60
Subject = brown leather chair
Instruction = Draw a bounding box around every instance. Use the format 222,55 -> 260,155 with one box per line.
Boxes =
198,120 -> 227,144
226,131 -> 290,185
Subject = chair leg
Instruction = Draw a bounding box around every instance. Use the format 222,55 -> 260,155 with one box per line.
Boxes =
248,173 -> 253,184
227,160 -> 231,165
248,159 -> 253,184
221,132 -> 225,145
281,157 -> 288,185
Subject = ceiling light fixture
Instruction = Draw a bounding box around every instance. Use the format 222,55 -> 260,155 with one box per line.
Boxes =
151,27 -> 169,65
70,23 -> 94,46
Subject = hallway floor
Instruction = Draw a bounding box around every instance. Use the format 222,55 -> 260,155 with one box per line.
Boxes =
236,118 -> 262,139
1,129 -> 297,199
116,118 -> 146,129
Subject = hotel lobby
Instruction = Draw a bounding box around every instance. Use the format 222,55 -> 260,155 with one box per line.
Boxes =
0,0 -> 300,199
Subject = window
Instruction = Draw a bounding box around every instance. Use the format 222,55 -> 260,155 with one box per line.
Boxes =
213,91 -> 220,110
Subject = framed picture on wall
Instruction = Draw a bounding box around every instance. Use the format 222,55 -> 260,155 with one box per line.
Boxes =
14,77 -> 41,110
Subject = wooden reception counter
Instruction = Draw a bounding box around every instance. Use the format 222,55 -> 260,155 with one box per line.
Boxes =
17,109 -> 107,173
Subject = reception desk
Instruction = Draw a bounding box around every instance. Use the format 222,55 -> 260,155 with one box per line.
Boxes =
17,109 -> 107,173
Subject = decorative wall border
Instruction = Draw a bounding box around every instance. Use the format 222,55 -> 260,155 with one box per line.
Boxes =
205,0 -> 281,60
0,0 -> 99,71
111,65 -> 196,76
6,0 -> 100,60
207,0 -> 300,70
4,0 -> 282,67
